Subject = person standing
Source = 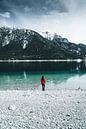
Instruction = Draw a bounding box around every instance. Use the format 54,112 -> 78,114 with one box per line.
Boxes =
41,76 -> 46,91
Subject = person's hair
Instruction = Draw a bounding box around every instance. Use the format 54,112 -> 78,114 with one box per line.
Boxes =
41,76 -> 44,80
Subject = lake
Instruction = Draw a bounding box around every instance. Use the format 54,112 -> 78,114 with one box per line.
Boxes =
0,60 -> 86,90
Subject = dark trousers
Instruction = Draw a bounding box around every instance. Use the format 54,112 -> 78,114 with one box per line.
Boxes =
42,84 -> 45,91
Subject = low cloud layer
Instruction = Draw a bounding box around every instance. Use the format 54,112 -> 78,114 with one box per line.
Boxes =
0,0 -> 86,43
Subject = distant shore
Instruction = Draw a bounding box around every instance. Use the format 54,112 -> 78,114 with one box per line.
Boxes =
0,59 -> 83,62
0,89 -> 86,129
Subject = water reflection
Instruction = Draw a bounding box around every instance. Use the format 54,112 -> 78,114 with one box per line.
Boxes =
23,71 -> 27,79
0,61 -> 86,72
56,74 -> 86,90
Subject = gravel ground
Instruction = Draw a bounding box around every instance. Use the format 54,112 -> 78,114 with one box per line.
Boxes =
0,89 -> 86,129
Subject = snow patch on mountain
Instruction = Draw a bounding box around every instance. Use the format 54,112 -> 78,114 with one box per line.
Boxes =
23,40 -> 28,49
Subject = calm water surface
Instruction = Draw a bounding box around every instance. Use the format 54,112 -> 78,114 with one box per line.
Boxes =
0,61 -> 86,90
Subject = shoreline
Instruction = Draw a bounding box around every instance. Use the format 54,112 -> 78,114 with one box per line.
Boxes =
0,59 -> 82,63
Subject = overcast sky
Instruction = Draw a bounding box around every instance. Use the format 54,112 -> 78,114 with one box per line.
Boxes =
0,0 -> 86,43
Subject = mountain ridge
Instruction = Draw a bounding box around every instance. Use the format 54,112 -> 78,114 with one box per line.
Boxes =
0,27 -> 86,60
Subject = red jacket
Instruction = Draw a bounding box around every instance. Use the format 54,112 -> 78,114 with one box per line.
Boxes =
41,79 -> 46,85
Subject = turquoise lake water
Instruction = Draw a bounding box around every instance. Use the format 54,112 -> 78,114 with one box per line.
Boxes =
0,62 -> 86,90
0,61 -> 86,90
0,71 -> 86,90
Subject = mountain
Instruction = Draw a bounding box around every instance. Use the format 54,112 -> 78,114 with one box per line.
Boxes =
0,27 -> 86,60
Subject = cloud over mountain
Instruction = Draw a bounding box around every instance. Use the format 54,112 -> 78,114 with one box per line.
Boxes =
0,0 -> 86,43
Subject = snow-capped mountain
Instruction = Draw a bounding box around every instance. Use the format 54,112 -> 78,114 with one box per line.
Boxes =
0,27 -> 86,60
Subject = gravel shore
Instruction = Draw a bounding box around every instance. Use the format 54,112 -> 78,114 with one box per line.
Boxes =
0,90 -> 86,129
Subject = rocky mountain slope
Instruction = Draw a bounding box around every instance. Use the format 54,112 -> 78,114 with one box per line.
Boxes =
0,27 -> 86,60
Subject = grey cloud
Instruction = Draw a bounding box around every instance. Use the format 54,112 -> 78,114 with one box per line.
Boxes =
0,0 -> 86,43
0,0 -> 86,15
0,0 -> 68,16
